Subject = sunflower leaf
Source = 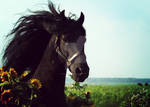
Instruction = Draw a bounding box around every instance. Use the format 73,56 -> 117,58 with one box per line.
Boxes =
0,81 -> 9,86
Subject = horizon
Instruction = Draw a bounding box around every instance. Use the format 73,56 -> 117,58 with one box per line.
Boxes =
0,0 -> 150,78
66,75 -> 150,79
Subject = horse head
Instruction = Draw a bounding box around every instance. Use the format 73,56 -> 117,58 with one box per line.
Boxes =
54,11 -> 89,82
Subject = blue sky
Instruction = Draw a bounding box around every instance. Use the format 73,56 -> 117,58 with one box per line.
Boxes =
0,0 -> 150,78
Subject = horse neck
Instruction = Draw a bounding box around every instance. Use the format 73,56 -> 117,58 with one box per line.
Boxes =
32,35 -> 67,104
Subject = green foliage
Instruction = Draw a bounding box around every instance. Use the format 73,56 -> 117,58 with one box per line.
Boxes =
65,75 -> 95,107
65,82 -> 87,98
66,82 -> 150,107
130,86 -> 150,107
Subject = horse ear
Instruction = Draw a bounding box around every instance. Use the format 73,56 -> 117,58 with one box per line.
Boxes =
60,10 -> 65,17
77,12 -> 84,25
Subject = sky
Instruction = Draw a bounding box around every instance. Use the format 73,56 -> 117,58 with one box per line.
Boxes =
0,0 -> 150,78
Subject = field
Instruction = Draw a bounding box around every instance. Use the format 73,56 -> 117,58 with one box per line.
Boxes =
65,83 -> 150,107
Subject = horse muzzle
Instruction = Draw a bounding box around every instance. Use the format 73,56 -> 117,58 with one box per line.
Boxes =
72,63 -> 89,82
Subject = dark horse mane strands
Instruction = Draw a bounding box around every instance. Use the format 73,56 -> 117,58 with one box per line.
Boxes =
2,2 -> 82,76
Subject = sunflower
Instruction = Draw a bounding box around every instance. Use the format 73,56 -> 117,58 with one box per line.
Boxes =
0,68 -> 3,73
1,72 -> 9,82
0,66 -> 5,74
85,91 -> 91,99
9,68 -> 17,78
20,70 -> 31,78
30,78 -> 42,89
0,89 -> 13,105
67,96 -> 76,100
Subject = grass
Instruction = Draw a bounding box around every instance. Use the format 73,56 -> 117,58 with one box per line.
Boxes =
65,84 -> 150,107
86,85 -> 136,107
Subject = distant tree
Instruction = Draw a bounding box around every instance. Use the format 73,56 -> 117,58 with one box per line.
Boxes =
145,83 -> 149,86
137,83 -> 143,86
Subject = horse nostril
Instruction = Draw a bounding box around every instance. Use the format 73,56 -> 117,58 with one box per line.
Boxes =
75,68 -> 82,74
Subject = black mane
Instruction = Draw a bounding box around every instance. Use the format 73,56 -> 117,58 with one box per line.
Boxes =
2,2 -> 85,75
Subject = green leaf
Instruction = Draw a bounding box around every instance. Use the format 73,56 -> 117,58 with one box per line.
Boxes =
0,81 -> 9,86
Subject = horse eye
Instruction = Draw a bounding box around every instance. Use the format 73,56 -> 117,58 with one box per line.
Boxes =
63,36 -> 76,42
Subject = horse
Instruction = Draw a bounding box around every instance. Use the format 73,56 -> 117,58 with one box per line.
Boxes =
2,2 -> 89,107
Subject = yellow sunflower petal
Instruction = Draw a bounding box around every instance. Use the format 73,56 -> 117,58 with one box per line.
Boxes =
9,68 -> 17,77
1,72 -> 9,82
20,70 -> 31,78
30,78 -> 42,89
